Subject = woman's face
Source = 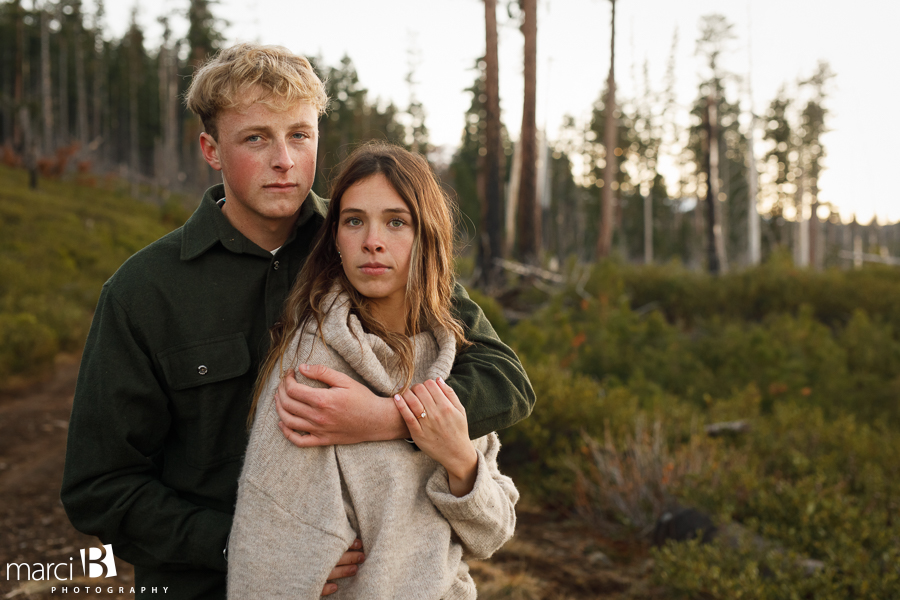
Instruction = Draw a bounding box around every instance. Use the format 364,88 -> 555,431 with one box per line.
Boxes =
336,173 -> 415,317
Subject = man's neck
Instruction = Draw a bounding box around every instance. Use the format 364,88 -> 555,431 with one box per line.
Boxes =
220,201 -> 300,252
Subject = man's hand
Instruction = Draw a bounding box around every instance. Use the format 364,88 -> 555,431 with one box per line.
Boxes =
275,364 -> 409,447
322,539 -> 365,596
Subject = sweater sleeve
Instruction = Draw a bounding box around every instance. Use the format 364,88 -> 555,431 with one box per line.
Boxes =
449,283 -> 535,439
424,433 -> 518,559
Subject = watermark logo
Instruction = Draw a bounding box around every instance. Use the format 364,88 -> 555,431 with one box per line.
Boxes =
5,544 -> 116,582
80,544 -> 117,578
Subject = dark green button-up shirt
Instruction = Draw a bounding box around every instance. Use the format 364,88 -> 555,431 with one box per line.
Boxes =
61,185 -> 534,599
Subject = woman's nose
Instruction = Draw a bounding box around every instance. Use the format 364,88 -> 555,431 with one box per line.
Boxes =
363,228 -> 385,252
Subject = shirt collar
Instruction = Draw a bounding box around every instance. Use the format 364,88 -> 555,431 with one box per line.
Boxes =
180,184 -> 328,261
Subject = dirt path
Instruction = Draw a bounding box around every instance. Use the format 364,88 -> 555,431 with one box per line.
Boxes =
0,358 -> 653,599
0,356 -> 135,598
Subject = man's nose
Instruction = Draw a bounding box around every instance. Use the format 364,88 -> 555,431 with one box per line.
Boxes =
270,139 -> 294,171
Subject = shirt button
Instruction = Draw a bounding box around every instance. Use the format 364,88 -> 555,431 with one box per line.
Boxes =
198,365 -> 208,375
273,261 -> 280,270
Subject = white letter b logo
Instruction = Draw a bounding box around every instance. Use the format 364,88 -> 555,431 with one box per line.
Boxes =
80,544 -> 117,578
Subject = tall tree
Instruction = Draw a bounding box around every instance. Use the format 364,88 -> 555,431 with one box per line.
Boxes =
762,87 -> 794,249
516,0 -> 540,264
597,0 -> 617,258
186,0 -> 224,189
799,61 -> 833,269
695,13 -> 734,274
126,8 -> 142,190
476,0 -> 505,289
40,0 -> 53,155
404,40 -> 429,155
72,0 -> 89,145
156,15 -> 179,191
57,1 -> 69,144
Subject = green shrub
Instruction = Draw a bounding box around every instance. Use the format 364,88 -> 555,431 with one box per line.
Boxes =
0,165 -> 189,383
0,312 -> 59,379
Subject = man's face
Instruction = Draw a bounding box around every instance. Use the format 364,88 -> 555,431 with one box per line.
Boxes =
200,97 -> 318,236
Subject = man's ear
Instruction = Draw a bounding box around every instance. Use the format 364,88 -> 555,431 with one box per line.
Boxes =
199,132 -> 222,171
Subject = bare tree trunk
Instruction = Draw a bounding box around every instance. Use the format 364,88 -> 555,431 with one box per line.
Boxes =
13,0 -> 25,152
476,0 -> 505,290
747,113 -> 761,265
59,17 -> 69,146
796,173 -> 808,266
809,183 -> 820,269
704,93 -> 727,274
597,0 -> 617,258
128,18 -> 141,197
644,191 -> 653,264
19,107 -> 38,188
516,0 -> 540,265
74,3 -> 89,146
40,3 -> 54,156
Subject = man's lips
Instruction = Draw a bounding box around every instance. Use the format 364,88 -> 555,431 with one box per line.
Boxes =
263,183 -> 298,190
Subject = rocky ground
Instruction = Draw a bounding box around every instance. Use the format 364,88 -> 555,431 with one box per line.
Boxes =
0,358 -> 658,600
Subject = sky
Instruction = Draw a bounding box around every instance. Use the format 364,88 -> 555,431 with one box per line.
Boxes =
93,0 -> 900,224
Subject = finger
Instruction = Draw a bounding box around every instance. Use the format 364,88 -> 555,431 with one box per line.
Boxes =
278,421 -> 328,448
322,582 -> 338,596
326,563 -> 360,581
274,391 -> 317,431
280,369 -> 325,409
394,394 -> 423,432
409,382 -> 437,412
436,376 -> 465,411
297,363 -> 356,389
401,387 -> 429,421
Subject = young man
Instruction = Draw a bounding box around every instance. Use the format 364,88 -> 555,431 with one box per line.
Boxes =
61,43 -> 534,600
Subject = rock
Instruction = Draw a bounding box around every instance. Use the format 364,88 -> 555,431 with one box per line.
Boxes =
652,507 -> 717,547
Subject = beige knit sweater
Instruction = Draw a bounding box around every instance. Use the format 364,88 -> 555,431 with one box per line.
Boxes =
227,292 -> 519,599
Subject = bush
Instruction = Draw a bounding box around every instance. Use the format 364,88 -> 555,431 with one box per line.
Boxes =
0,165 -> 188,383
0,313 -> 59,379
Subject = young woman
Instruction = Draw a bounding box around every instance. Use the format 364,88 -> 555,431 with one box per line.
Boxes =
227,142 -> 518,599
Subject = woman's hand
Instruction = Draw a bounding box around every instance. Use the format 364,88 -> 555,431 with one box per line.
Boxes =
394,377 -> 479,497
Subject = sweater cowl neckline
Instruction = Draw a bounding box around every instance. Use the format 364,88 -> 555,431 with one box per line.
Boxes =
313,287 -> 455,396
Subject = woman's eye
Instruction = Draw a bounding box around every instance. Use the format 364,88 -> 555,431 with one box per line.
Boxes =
389,219 -> 405,228
347,217 -> 362,226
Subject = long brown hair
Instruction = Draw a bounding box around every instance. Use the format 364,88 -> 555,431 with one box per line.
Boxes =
249,141 -> 470,423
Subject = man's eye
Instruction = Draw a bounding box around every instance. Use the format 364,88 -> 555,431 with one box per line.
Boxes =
246,135 -> 261,142
293,132 -> 308,140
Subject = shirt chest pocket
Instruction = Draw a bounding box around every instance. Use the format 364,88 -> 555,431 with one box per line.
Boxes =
157,333 -> 251,391
157,333 -> 253,469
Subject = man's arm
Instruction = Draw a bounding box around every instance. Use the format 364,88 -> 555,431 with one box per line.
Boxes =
275,282 -> 534,445
446,281 -> 534,438
61,285 -> 230,572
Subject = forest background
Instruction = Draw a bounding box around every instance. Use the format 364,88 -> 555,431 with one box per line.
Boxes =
2,0 -> 900,597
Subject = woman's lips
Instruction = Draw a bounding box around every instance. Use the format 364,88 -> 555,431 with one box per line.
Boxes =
360,264 -> 390,275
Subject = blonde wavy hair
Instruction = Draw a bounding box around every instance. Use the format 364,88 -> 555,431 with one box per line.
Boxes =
249,142 -> 471,423
184,42 -> 328,140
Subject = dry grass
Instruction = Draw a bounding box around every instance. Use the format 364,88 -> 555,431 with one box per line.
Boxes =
572,415 -> 734,537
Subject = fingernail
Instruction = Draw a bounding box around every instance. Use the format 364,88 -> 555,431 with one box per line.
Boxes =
393,394 -> 402,402
351,539 -> 362,549
358,555 -> 365,564
437,377 -> 444,384
300,364 -> 309,371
